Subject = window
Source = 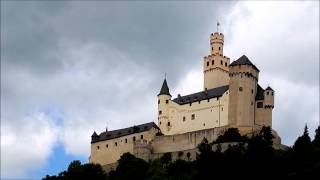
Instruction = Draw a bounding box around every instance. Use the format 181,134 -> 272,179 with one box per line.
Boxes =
115,142 -> 117,146
106,144 -> 108,148
239,87 -> 243,91
167,122 -> 171,126
203,123 -> 205,126
221,107 -> 223,111
251,89 -> 254,94
272,92 -> 274,96
212,60 -> 214,65
191,114 -> 195,120
257,102 -> 263,108
183,116 -> 186,122
251,101 -> 253,105
133,136 -> 136,142
267,92 -> 269,95
166,100 -> 169,104
198,101 -> 201,104
141,135 -> 143,139
225,62 -> 227,67
125,139 -> 127,143
211,47 -> 213,51
207,62 -> 209,66
219,47 -> 221,50
207,99 -> 210,102
158,100 -> 160,104
159,110 -> 162,115
220,60 -> 223,65
97,146 -> 100,150
189,103 -> 192,106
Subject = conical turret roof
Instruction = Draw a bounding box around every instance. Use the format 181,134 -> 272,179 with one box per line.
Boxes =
158,79 -> 171,96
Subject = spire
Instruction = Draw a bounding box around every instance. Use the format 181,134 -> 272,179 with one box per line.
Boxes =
158,78 -> 171,96
91,131 -> 98,137
266,86 -> 274,91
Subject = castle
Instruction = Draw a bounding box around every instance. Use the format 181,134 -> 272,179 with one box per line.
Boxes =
89,29 -> 280,170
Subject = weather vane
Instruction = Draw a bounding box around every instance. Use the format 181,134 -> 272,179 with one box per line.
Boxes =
217,21 -> 220,32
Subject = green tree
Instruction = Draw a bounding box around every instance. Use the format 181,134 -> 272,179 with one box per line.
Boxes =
215,128 -> 245,143
312,126 -> 320,148
293,124 -> 313,155
160,152 -> 172,165
112,152 -> 149,180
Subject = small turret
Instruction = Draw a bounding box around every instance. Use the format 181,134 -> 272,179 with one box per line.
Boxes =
210,32 -> 224,56
157,78 -> 171,134
264,86 -> 274,108
91,131 -> 99,143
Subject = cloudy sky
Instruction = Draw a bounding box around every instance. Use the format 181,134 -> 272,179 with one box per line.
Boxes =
1,1 -> 319,179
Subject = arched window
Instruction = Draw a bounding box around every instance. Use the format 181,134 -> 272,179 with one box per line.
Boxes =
167,122 -> 171,126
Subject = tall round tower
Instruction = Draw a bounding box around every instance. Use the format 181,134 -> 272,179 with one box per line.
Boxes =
203,32 -> 230,90
157,78 -> 171,134
228,55 -> 260,128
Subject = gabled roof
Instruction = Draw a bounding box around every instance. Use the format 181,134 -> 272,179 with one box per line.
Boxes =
158,79 -> 171,96
256,84 -> 265,100
230,55 -> 259,72
91,122 -> 160,143
173,85 -> 229,105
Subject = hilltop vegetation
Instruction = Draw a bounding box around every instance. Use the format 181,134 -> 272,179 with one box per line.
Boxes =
43,125 -> 320,180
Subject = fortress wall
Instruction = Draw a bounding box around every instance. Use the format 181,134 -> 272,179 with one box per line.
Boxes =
152,127 -> 228,154
90,128 -> 158,166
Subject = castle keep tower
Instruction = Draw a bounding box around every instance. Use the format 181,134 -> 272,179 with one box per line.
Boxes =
228,55 -> 259,128
203,32 -> 230,90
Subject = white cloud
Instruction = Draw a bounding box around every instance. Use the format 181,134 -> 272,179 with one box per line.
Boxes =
222,1 -> 319,145
1,112 -> 59,178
